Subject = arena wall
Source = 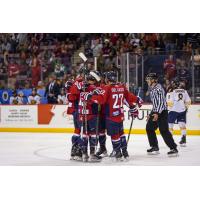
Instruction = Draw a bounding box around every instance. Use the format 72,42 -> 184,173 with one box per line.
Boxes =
0,104 -> 199,135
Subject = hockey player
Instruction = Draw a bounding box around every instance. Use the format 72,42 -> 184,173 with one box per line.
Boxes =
83,71 -> 140,160
28,88 -> 41,104
78,70 -> 103,162
167,79 -> 191,146
66,77 -> 82,160
57,88 -> 67,104
66,66 -> 90,161
95,72 -> 108,157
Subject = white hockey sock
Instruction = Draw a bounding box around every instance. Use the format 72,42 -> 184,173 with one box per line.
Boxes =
181,129 -> 187,136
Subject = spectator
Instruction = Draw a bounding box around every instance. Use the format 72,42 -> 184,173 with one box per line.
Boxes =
57,88 -> 67,104
9,90 -> 23,105
54,62 -> 65,78
163,33 -> 177,52
4,52 -> 20,89
163,78 -> 171,92
28,88 -> 41,104
91,38 -> 102,57
177,60 -> 190,87
187,33 -> 200,49
192,49 -> 200,87
45,75 -> 60,104
0,61 -> 7,89
31,54 -> 41,87
37,81 -> 45,90
163,54 -> 177,81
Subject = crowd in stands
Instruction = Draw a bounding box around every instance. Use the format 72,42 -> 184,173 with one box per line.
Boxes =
0,33 -> 200,103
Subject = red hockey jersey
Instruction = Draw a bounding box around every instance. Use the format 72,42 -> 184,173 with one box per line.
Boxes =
91,83 -> 138,123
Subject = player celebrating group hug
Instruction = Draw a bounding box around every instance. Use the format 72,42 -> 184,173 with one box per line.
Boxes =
65,64 -> 190,163
65,68 -> 141,162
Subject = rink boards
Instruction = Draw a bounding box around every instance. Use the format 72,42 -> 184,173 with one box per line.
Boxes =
0,104 -> 199,135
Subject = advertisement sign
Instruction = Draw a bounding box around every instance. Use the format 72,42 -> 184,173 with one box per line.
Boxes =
0,104 -> 199,133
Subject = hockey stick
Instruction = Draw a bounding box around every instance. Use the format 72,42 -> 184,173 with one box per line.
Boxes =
127,116 -> 134,145
95,104 -> 101,152
79,53 -> 88,137
126,87 -> 141,145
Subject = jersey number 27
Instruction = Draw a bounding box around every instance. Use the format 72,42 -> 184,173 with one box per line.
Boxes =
112,94 -> 124,108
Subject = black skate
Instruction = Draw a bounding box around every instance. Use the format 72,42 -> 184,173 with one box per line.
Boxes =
70,145 -> 77,160
122,149 -> 129,161
179,135 -> 186,147
167,149 -> 179,157
82,153 -> 89,162
109,150 -> 116,157
96,146 -> 108,157
73,146 -> 82,161
89,154 -> 102,162
115,150 -> 123,161
147,147 -> 160,155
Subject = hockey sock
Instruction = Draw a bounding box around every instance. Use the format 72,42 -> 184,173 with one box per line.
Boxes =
99,134 -> 106,148
82,136 -> 88,154
111,134 -> 121,153
181,129 -> 186,136
71,134 -> 80,146
89,134 -> 97,154
120,135 -> 127,151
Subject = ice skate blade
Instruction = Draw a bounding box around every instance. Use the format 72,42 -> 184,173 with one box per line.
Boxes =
70,156 -> 75,160
101,153 -> 109,157
147,151 -> 160,155
71,156 -> 83,162
123,157 -> 130,162
168,153 -> 179,157
88,158 -> 102,163
115,157 -> 124,162
180,143 -> 186,147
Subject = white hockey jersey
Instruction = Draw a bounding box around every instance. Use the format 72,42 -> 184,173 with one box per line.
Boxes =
166,89 -> 191,112
28,95 -> 41,104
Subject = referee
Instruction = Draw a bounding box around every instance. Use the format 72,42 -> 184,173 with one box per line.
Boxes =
145,73 -> 178,156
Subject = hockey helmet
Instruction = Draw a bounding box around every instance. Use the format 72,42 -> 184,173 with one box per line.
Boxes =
106,71 -> 117,82
87,70 -> 101,82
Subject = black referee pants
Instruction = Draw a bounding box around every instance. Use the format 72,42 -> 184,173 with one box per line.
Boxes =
146,110 -> 177,150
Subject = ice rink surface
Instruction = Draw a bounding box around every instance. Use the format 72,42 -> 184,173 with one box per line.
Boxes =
0,132 -> 200,166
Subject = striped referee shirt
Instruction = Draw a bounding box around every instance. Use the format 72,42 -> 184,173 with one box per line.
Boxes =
149,83 -> 167,114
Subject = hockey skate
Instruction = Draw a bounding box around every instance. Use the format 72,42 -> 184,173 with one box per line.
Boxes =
82,153 -> 89,162
167,149 -> 179,157
115,150 -> 123,161
89,154 -> 102,162
70,145 -> 78,160
179,135 -> 186,147
122,149 -> 129,161
147,147 -> 160,155
96,146 -> 108,157
109,150 -> 116,157
73,147 -> 83,161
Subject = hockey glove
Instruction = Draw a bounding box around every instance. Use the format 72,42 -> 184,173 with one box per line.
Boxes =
81,92 -> 93,101
136,96 -> 143,108
92,88 -> 102,95
129,106 -> 139,118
